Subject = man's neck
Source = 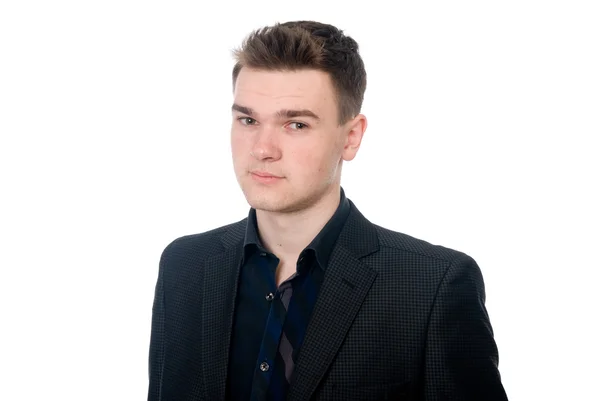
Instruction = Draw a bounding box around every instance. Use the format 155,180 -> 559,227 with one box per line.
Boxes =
255,185 -> 341,262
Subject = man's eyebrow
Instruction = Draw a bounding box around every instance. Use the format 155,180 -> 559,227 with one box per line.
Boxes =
276,109 -> 320,121
231,103 -> 320,121
232,103 -> 254,116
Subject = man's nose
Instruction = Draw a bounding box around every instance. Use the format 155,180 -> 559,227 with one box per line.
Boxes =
250,125 -> 281,160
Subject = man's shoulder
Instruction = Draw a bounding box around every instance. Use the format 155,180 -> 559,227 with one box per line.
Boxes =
159,218 -> 247,263
371,223 -> 473,265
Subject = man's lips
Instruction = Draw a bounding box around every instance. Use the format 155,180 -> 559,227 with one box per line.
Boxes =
250,171 -> 282,178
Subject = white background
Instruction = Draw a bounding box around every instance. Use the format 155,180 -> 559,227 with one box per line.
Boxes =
1,1 -> 598,400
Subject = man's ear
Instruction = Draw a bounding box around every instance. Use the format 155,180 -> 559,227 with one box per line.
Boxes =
342,114 -> 367,162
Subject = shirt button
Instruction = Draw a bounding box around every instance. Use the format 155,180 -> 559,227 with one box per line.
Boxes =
260,362 -> 270,372
265,293 -> 274,301
260,252 -> 267,257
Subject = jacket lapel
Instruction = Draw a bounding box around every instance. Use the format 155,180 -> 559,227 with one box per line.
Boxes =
201,221 -> 245,401
287,201 -> 380,401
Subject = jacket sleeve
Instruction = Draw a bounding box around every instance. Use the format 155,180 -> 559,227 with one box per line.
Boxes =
148,253 -> 166,401
423,253 -> 509,400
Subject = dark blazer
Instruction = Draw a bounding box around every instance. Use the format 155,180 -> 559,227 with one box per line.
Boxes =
148,199 -> 508,401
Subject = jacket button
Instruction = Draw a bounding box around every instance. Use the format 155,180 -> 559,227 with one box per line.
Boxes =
260,362 -> 270,372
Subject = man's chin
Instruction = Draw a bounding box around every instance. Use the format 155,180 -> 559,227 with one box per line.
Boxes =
241,187 -> 278,208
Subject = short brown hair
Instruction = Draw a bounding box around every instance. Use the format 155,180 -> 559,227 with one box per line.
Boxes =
232,20 -> 367,125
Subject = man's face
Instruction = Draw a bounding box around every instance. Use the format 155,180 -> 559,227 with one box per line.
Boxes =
231,68 -> 363,214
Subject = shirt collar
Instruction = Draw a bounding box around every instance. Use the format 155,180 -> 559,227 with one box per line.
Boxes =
242,187 -> 351,270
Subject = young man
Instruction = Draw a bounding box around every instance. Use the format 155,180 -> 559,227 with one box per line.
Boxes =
148,21 -> 508,401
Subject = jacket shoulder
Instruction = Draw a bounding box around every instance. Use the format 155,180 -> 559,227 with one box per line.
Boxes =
159,218 -> 247,265
373,224 -> 473,264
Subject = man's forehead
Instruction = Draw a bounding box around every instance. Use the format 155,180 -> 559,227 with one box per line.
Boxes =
233,92 -> 324,110
236,69 -> 333,97
233,69 -> 335,115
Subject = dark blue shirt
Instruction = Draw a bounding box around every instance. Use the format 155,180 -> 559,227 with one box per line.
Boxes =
226,188 -> 351,401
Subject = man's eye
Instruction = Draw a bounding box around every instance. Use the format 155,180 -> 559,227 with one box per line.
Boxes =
288,122 -> 307,130
239,117 -> 256,125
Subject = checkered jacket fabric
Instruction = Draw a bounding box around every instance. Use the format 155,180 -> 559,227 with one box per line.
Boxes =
148,199 -> 508,401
